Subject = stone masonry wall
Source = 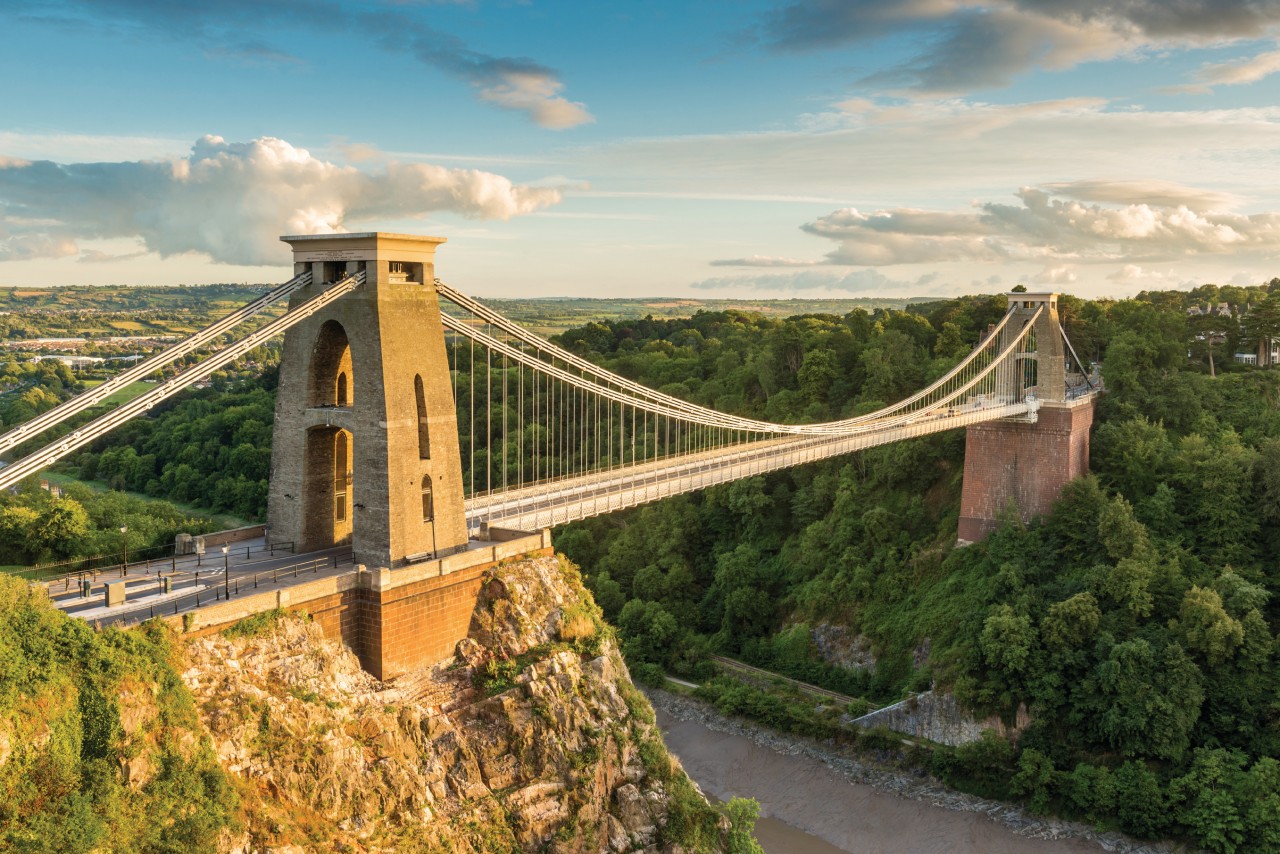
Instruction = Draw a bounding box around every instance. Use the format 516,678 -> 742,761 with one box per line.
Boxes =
847,690 -> 1030,746
171,532 -> 555,680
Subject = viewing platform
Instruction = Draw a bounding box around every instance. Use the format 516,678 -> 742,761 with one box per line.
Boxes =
42,527 -> 554,680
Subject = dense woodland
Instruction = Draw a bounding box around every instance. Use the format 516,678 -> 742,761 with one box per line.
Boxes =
551,285 -> 1280,852
4,283 -> 1280,849
0,365 -> 269,566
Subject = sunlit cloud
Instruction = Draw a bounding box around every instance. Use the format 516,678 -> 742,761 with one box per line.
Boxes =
716,182 -> 1280,269
1196,46 -> 1280,88
0,135 -> 562,265
589,100 -> 1280,206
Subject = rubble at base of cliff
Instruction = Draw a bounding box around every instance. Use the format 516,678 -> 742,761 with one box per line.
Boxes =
181,555 -> 724,854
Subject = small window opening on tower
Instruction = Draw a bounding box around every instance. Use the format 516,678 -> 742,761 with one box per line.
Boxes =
414,374 -> 431,459
387,261 -> 422,283
323,261 -> 348,284
334,432 -> 350,522
421,475 -> 434,522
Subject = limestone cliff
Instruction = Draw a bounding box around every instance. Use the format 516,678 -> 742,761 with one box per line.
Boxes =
181,555 -> 732,853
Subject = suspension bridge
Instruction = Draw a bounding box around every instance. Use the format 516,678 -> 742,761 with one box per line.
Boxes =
2,232 -> 1099,677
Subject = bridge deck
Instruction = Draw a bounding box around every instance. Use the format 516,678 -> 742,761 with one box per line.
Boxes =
465,399 -> 1039,533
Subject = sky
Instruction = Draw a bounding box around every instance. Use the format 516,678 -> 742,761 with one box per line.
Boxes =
3,1 -> 1280,300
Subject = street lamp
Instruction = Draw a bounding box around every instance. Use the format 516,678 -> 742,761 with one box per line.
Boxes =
222,545 -> 230,598
119,525 -> 128,576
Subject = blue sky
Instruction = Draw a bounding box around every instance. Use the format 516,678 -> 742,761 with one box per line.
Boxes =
4,0 -> 1280,299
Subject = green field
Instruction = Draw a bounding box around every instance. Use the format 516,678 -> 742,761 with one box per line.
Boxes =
93,380 -> 155,406
40,471 -> 250,531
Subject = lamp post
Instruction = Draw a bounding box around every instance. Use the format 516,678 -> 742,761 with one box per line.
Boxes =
119,525 -> 128,576
222,545 -> 230,598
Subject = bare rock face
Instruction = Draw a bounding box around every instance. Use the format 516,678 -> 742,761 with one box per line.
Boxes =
183,555 -> 722,853
810,623 -> 878,671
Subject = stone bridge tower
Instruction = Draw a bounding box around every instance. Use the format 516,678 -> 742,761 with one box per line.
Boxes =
957,292 -> 1096,543
267,233 -> 469,568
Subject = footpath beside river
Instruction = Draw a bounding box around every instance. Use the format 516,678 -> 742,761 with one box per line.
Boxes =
648,689 -> 1179,854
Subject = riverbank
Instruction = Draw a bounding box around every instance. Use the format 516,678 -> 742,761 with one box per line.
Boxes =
647,688 -> 1188,854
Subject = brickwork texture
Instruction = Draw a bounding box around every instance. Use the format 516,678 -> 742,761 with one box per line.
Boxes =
957,398 -> 1095,543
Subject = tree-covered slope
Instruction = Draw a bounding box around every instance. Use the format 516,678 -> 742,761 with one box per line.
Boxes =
553,289 -> 1280,851
0,576 -> 237,851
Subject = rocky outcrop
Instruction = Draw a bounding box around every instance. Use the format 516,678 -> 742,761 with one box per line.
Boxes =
810,623 -> 877,670
181,555 -> 726,853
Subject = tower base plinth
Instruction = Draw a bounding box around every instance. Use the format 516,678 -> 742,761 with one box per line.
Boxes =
957,397 -> 1095,544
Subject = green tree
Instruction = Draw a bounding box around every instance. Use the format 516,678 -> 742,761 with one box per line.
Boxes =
1243,292 -> 1280,367
1040,592 -> 1101,654
1113,761 -> 1168,837
1010,748 -> 1055,813
797,349 -> 838,405
1175,587 -> 1244,667
31,497 -> 90,561
1086,640 -> 1203,760
723,798 -> 766,854
1171,749 -> 1247,853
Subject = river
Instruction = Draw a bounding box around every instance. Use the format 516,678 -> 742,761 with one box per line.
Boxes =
653,697 -> 1140,854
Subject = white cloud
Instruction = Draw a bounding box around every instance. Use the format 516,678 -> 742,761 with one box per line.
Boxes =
1040,179 -> 1238,210
692,267 -> 922,295
1198,47 -> 1280,86
589,100 -> 1280,208
0,135 -> 562,266
719,182 -> 1280,268
20,1 -> 594,130
1106,264 -> 1179,284
477,72 -> 594,131
0,132 -> 189,163
710,255 -> 820,267
1032,264 -> 1077,285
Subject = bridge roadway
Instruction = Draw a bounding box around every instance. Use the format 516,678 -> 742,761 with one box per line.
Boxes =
464,397 -> 1041,534
43,397 -> 1079,628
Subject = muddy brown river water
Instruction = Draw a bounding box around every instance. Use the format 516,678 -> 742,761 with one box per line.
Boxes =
656,708 -> 1107,854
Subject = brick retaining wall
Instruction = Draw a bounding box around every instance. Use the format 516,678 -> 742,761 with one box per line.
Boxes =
169,530 -> 553,679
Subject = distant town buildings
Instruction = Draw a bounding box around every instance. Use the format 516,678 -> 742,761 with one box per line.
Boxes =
0,335 -> 176,351
1186,302 -> 1236,318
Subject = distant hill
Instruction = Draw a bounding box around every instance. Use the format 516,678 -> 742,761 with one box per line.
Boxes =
479,296 -> 923,336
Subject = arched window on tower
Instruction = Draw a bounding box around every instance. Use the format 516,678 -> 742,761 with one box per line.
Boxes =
334,432 -> 349,523
336,371 -> 349,406
414,374 -> 431,459
421,475 -> 434,522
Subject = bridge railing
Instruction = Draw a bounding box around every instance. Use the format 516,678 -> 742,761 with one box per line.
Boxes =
30,540 -> 294,588
81,553 -> 345,630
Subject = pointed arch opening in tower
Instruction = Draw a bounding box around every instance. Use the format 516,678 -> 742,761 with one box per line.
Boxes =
308,319 -> 353,407
301,426 -> 353,550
